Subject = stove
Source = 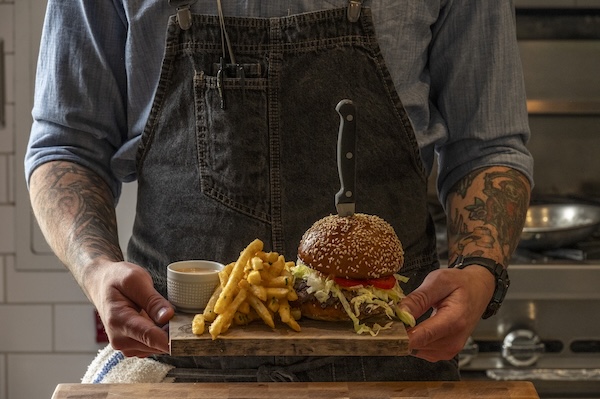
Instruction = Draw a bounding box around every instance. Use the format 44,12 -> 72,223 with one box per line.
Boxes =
457,235 -> 600,398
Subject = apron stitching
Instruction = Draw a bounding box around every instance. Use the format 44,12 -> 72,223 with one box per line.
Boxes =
136,29 -> 178,172
268,17 -> 285,254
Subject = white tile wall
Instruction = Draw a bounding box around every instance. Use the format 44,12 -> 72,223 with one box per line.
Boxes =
0,156 -> 7,203
0,354 -> 6,399
8,354 -> 96,399
54,304 -> 105,352
0,257 -> 4,302
0,2 -> 102,398
0,88 -> 15,151
0,206 -> 14,253
3,53 -> 13,103
0,5 -> 14,55
5,256 -> 87,303
0,305 -> 52,352
6,154 -> 13,203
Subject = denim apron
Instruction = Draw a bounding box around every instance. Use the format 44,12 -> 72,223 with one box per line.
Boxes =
130,5 -> 459,382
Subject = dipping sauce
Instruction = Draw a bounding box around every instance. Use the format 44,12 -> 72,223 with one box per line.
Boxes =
167,260 -> 224,312
176,267 -> 217,274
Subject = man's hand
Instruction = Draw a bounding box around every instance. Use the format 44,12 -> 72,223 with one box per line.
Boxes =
86,260 -> 175,357
400,264 -> 494,362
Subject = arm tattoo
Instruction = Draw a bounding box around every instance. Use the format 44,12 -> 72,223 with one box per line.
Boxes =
450,171 -> 477,199
32,162 -> 124,268
447,168 -> 530,265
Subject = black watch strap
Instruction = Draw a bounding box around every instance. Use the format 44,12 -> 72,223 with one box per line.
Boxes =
449,255 -> 510,319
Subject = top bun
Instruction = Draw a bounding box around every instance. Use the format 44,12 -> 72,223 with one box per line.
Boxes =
297,213 -> 404,280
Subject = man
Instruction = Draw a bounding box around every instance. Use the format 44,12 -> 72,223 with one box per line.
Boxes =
26,0 -> 532,381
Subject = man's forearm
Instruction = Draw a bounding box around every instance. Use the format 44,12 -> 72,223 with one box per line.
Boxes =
445,166 -> 531,266
29,161 -> 124,290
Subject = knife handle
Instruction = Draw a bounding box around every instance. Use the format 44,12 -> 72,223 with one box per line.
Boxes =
335,99 -> 356,208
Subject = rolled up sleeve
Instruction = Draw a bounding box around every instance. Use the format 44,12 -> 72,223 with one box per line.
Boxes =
430,1 -> 534,204
25,0 -> 128,200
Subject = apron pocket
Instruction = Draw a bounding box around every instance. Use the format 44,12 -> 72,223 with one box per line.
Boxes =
193,70 -> 271,221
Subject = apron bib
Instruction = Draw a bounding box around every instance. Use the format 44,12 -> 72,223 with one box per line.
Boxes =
130,3 -> 458,381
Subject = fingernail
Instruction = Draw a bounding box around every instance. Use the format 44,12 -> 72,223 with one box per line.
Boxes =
157,307 -> 169,320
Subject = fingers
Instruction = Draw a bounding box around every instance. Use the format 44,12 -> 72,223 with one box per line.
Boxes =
401,268 -> 488,362
106,305 -> 172,356
400,269 -> 455,321
406,310 -> 469,362
97,262 -> 175,357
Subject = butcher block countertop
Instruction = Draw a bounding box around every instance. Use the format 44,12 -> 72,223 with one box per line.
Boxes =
52,381 -> 539,399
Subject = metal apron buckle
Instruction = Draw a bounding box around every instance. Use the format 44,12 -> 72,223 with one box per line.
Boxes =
169,0 -> 198,30
347,0 -> 362,23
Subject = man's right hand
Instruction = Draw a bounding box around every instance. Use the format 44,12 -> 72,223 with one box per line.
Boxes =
85,259 -> 175,357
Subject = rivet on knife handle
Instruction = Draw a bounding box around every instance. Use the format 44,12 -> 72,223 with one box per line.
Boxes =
335,99 -> 356,217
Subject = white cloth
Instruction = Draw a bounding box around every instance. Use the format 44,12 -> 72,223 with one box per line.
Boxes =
82,345 -> 174,383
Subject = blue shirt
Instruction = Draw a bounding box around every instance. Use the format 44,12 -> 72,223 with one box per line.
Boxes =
25,0 -> 533,204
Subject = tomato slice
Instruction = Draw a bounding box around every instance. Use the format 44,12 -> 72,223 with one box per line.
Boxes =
367,275 -> 397,290
333,275 -> 397,290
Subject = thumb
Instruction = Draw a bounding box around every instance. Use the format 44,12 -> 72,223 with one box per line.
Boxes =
145,292 -> 175,325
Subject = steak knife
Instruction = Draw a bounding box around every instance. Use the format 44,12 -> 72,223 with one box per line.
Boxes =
335,99 -> 357,217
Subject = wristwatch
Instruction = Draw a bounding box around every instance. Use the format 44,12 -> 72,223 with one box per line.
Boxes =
449,255 -> 510,319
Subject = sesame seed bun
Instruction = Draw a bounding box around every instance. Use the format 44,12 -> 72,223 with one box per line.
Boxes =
297,213 -> 404,280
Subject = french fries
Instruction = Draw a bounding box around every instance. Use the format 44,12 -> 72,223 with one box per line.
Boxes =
195,238 -> 302,339
209,287 -> 248,339
214,239 -> 263,314
192,314 -> 206,335
202,285 -> 222,322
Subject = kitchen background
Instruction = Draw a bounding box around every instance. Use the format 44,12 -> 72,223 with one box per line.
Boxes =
1,1 -> 600,399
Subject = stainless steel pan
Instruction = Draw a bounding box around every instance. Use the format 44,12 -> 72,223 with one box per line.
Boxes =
519,203 -> 600,250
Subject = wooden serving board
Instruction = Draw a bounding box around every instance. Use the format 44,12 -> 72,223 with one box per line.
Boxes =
169,313 -> 409,356
52,381 -> 540,399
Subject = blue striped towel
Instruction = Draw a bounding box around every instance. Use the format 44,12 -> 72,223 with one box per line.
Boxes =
82,345 -> 174,383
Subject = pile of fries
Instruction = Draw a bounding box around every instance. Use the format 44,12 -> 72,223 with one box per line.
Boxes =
192,239 -> 302,339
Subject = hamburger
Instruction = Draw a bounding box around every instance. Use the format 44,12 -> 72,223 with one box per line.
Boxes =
291,213 -> 416,334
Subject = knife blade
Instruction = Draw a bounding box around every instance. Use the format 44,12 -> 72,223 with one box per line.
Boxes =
335,99 -> 357,217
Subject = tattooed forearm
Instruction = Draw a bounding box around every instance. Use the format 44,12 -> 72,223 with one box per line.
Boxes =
30,161 -> 124,274
446,167 -> 531,266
